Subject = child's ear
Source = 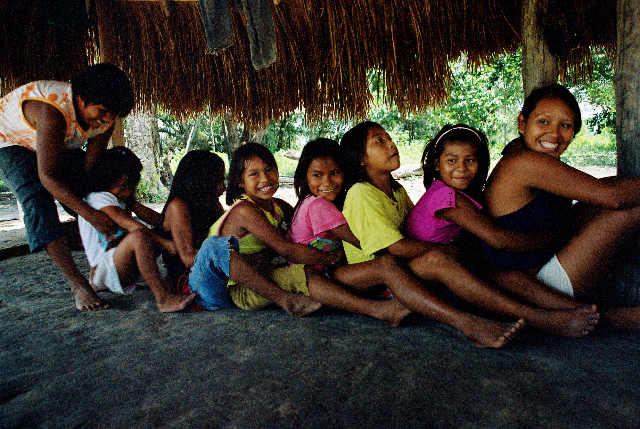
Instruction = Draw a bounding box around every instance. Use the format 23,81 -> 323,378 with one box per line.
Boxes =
434,159 -> 440,172
517,114 -> 526,134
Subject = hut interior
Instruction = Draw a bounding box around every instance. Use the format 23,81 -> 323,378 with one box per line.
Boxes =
0,0 -> 617,126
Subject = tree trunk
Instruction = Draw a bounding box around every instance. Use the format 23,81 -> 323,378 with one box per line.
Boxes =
125,111 -> 163,199
222,113 -> 243,160
612,0 -> 640,306
521,0 -> 558,96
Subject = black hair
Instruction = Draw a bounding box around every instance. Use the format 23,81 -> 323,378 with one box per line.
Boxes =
162,150 -> 226,247
293,138 -> 347,210
85,147 -> 142,195
339,121 -> 401,192
71,63 -> 134,118
421,124 -> 491,201
520,83 -> 582,134
226,142 -> 278,206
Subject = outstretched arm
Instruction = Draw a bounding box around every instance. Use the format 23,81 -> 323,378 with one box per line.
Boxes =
25,100 -> 117,236
329,224 -> 361,249
442,193 -> 554,252
228,202 -> 341,266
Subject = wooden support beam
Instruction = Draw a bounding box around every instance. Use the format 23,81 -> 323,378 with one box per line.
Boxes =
521,0 -> 558,97
615,0 -> 640,178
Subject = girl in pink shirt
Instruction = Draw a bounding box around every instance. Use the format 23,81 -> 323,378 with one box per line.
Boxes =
406,124 -> 599,333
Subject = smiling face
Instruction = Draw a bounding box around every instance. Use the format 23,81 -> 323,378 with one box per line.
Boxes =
363,126 -> 400,176
518,96 -> 576,158
76,96 -> 116,130
239,156 -> 279,203
435,141 -> 479,191
306,157 -> 344,202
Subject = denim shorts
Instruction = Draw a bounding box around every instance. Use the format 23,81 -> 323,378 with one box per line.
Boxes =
0,146 -> 63,251
188,235 -> 239,310
0,146 -> 86,251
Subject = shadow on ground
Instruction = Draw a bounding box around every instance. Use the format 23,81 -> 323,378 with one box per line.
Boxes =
1,251 -> 639,429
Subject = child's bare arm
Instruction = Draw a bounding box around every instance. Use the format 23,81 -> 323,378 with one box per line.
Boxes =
131,200 -> 162,227
163,198 -> 198,267
386,237 -> 443,259
100,205 -> 147,232
227,202 -> 339,266
442,193 -> 553,252
330,224 -> 361,249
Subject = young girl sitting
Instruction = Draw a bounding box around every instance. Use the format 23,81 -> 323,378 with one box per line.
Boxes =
405,124 -> 599,335
482,83 -> 640,331
157,150 -> 226,283
339,121 -> 598,341
78,147 -> 196,312
188,142 -> 411,325
289,138 -> 531,329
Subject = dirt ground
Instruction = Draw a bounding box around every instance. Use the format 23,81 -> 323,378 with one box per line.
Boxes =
3,166 -> 639,429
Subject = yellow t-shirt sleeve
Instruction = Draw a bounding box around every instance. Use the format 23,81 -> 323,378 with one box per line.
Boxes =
342,183 -> 406,264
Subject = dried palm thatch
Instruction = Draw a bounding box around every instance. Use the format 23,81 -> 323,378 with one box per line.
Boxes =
0,0 -> 616,126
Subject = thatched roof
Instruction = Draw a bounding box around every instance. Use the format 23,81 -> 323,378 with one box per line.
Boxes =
0,0 -> 616,125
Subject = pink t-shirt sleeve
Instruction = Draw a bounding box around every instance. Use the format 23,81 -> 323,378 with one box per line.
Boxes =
288,196 -> 347,245
307,197 -> 347,236
406,180 -> 480,244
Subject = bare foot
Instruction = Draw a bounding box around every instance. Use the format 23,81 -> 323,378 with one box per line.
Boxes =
72,281 -> 109,311
601,307 -> 640,332
529,305 -> 600,337
378,299 -> 412,327
462,316 -> 526,348
280,293 -> 322,317
90,281 -> 109,292
157,292 -> 197,313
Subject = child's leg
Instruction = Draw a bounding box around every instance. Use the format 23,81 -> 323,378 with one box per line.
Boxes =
227,252 -> 321,317
112,228 -> 196,312
305,267 -> 411,326
407,250 -> 599,337
331,255 -> 524,346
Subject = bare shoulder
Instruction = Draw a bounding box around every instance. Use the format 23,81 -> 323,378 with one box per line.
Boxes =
164,198 -> 190,226
273,197 -> 294,219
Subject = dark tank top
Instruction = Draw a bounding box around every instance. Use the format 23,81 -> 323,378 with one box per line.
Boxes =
482,191 -> 573,270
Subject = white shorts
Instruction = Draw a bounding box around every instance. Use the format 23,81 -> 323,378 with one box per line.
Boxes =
536,255 -> 574,297
91,248 -> 136,294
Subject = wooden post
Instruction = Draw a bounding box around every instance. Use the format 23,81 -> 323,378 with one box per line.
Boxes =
612,0 -> 640,306
615,0 -> 640,179
96,0 -> 126,146
521,0 -> 558,96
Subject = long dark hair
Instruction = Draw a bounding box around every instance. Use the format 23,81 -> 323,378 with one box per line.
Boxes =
339,121 -> 401,192
162,150 -> 226,246
293,138 -> 347,210
226,142 -> 278,206
421,124 -> 490,201
85,147 -> 142,195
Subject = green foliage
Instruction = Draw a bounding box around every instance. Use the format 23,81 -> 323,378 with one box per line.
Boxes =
151,48 -> 616,175
273,150 -> 299,177
561,128 -> 617,167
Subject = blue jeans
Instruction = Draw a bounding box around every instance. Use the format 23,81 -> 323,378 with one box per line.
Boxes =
188,235 -> 238,310
0,146 -> 86,251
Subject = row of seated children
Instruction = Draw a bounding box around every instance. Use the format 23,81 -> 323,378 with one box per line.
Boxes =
78,83 -> 640,344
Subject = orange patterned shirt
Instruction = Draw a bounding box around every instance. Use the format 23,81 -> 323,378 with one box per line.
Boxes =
0,81 -> 113,151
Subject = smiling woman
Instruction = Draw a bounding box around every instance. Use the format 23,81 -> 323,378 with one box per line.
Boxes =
0,63 -> 134,313
483,83 -> 640,331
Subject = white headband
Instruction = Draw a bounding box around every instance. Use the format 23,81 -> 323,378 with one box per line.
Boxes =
433,126 -> 482,147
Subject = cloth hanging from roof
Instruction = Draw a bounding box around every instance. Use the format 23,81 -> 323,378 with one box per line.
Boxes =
198,0 -> 277,70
